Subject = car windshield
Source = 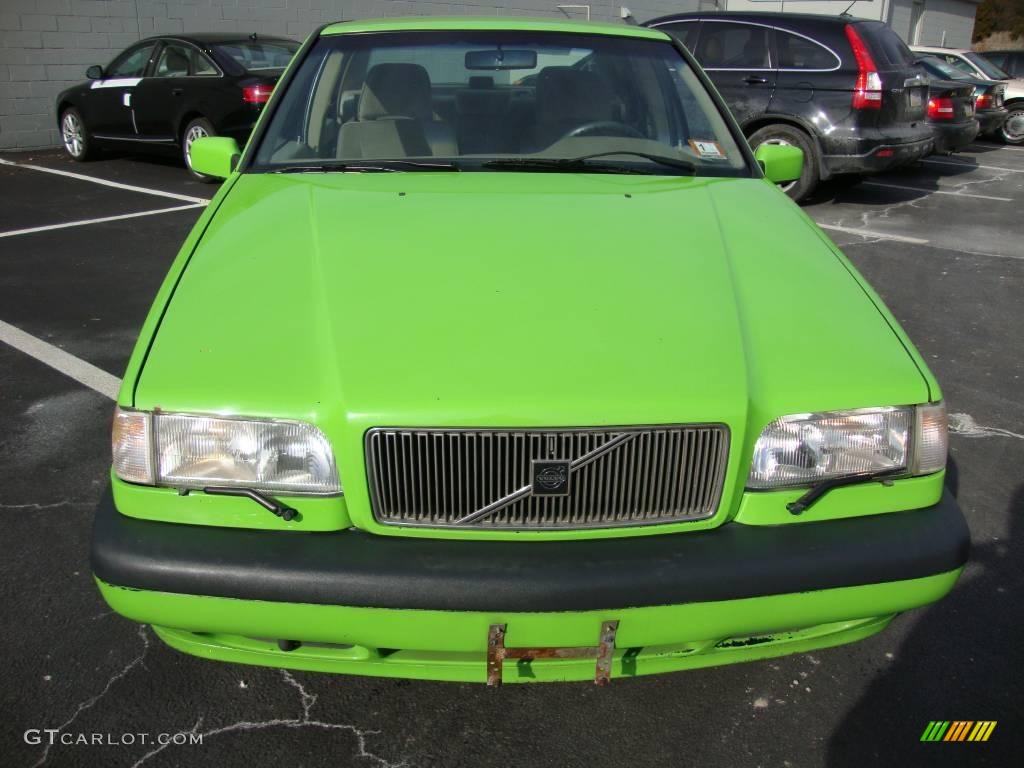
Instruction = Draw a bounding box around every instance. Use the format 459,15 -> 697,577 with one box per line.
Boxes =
218,40 -> 299,72
251,30 -> 749,177
964,51 -> 1011,80
919,55 -> 973,81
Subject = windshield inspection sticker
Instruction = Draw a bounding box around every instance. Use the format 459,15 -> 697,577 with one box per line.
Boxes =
689,140 -> 727,160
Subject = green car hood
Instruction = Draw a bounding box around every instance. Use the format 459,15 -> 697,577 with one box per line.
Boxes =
133,172 -> 931,524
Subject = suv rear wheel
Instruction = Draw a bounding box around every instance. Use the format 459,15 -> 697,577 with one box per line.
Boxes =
748,124 -> 819,202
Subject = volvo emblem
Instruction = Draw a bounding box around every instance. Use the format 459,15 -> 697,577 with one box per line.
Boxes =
531,459 -> 571,496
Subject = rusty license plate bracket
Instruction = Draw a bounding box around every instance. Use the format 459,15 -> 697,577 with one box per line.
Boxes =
486,620 -> 619,686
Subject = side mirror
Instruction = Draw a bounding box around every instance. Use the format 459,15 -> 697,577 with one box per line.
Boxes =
754,143 -> 804,185
189,136 -> 241,180
86,65 -> 104,80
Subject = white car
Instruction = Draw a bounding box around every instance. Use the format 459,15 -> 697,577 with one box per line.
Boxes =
911,45 -> 1024,144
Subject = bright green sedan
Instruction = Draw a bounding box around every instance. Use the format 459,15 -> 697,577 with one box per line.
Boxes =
92,17 -> 968,685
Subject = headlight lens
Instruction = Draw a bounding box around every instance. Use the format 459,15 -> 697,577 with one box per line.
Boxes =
748,403 -> 947,490
112,408 -> 341,494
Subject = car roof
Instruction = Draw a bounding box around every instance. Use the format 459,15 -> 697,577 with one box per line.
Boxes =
911,45 -> 970,54
319,16 -> 668,41
139,32 -> 297,45
646,10 -> 874,26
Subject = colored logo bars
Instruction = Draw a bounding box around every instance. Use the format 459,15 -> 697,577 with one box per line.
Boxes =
921,721 -> 997,742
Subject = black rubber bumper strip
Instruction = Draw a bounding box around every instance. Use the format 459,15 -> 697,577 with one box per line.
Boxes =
91,487 -> 969,613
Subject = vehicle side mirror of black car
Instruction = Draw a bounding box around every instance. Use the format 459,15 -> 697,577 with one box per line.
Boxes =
86,65 -> 103,80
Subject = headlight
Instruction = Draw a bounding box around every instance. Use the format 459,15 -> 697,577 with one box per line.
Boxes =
748,402 -> 947,490
111,408 -> 341,495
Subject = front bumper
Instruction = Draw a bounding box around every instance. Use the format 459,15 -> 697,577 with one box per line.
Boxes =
92,488 -> 969,683
930,119 -> 981,155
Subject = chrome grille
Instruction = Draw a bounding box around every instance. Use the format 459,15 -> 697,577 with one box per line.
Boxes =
365,425 -> 729,530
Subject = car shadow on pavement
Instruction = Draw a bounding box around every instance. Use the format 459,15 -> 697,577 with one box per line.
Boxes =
826,461 -> 1023,767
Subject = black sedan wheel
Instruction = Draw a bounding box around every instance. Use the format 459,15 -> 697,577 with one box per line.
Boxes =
60,107 -> 96,161
748,124 -> 819,203
182,117 -> 217,182
1000,104 -> 1024,145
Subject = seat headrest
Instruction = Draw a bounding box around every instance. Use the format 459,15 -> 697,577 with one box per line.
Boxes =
701,37 -> 724,67
743,38 -> 768,67
162,48 -> 190,76
536,67 -> 617,122
359,63 -> 433,122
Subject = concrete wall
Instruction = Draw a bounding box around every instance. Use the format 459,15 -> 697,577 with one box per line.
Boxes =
0,0 -> 976,151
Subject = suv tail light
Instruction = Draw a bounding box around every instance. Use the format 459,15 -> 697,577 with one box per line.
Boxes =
242,83 -> 274,104
845,24 -> 883,110
927,97 -> 956,120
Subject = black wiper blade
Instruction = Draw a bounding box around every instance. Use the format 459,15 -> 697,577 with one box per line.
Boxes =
483,151 -> 696,175
566,150 -> 698,174
271,159 -> 460,173
201,486 -> 298,521
481,158 -> 652,175
785,468 -> 903,516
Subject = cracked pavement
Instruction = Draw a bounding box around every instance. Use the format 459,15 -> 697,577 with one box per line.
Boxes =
1,144 -> 1022,767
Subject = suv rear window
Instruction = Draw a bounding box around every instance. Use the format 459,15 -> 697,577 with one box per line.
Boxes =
861,22 -> 916,68
776,30 -> 840,70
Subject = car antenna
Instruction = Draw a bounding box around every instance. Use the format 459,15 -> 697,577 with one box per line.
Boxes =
839,1 -> 857,16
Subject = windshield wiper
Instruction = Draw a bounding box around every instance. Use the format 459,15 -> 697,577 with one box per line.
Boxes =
482,158 -> 651,175
566,150 -> 698,174
483,151 -> 696,175
271,159 -> 460,173
201,486 -> 298,521
785,468 -> 903,516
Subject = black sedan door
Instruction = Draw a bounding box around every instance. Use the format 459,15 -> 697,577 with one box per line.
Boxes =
83,42 -> 157,138
132,41 -> 223,143
691,20 -> 776,127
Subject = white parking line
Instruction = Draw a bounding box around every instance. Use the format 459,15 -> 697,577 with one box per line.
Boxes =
0,319 -> 119,400
818,223 -> 929,245
923,158 -> 1024,173
0,157 -> 210,204
862,181 -> 1012,202
0,204 -> 205,239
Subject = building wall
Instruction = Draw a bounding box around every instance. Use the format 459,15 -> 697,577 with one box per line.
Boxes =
911,0 -> 976,46
889,0 -> 914,40
0,0 -> 977,151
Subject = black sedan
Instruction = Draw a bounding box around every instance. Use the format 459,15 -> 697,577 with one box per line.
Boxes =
916,55 -> 1008,139
55,33 -> 299,179
922,77 -> 978,155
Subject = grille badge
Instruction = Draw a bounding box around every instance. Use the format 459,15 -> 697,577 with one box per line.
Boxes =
531,459 -> 571,496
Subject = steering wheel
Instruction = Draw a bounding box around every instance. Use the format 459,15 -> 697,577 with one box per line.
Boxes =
560,121 -> 645,141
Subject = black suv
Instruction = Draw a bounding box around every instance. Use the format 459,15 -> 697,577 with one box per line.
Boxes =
645,12 -> 932,200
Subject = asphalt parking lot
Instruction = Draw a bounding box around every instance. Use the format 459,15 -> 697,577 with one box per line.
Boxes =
1,145 -> 1021,768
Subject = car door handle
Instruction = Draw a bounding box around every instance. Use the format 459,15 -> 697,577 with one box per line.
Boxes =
171,88 -> 183,96
743,76 -> 768,85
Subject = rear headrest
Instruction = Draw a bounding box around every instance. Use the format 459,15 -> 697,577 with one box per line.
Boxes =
162,48 -> 189,76
468,76 -> 494,89
536,67 -> 617,122
359,63 -> 433,122
701,37 -> 724,67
